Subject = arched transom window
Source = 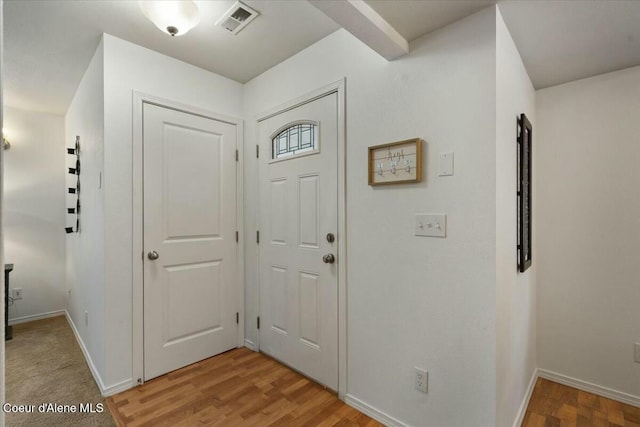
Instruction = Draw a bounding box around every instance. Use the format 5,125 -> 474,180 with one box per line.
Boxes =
271,122 -> 318,160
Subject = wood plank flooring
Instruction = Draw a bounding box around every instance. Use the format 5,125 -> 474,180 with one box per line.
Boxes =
106,348 -> 382,427
522,377 -> 640,427
107,348 -> 640,426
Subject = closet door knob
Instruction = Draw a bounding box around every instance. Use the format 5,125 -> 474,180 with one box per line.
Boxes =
147,251 -> 159,260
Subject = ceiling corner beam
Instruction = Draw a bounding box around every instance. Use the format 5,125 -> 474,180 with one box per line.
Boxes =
308,0 -> 409,61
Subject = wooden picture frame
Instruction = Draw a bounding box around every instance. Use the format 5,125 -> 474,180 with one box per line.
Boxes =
517,113 -> 532,273
368,138 -> 422,185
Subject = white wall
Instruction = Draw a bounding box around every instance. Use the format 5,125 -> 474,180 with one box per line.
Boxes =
495,8 -> 537,427
65,39 -> 106,384
536,66 -> 640,401
3,107 -> 66,322
244,7 -> 498,426
101,34 -> 244,389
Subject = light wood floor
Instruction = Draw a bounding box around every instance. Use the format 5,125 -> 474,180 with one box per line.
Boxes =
523,377 -> 640,427
107,348 -> 640,426
106,347 -> 382,426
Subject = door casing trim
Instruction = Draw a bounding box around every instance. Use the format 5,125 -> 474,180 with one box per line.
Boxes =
132,92 -> 245,385
255,79 -> 347,398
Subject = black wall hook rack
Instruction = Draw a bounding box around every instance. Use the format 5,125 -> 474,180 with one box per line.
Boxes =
65,136 -> 81,234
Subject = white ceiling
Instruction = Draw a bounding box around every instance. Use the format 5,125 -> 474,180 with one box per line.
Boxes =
499,0 -> 640,90
3,0 -> 339,113
366,0 -> 495,42
4,0 -> 640,115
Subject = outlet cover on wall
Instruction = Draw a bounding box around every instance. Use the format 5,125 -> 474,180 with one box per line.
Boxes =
438,152 -> 454,176
12,288 -> 23,300
635,343 -> 640,363
414,367 -> 428,393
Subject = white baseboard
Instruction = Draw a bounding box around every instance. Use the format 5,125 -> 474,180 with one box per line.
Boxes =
64,310 -> 134,397
512,368 -> 538,427
9,309 -> 66,325
65,311 -> 107,394
538,368 -> 640,408
102,378 -> 135,397
64,310 -> 107,394
344,394 -> 409,427
244,338 -> 257,351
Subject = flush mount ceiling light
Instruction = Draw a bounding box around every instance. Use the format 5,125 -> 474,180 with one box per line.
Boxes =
139,0 -> 200,37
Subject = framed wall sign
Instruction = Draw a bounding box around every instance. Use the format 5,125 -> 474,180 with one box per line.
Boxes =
517,113 -> 532,272
368,138 -> 422,186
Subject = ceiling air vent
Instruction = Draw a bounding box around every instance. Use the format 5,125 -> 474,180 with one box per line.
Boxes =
216,1 -> 259,35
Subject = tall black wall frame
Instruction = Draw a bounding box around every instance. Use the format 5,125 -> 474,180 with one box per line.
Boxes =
517,114 -> 532,272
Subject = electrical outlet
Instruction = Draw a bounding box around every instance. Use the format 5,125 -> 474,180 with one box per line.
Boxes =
12,288 -> 23,300
635,343 -> 640,363
85,310 -> 89,326
414,367 -> 428,393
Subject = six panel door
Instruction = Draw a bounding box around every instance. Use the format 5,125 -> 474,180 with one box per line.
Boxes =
258,93 -> 339,390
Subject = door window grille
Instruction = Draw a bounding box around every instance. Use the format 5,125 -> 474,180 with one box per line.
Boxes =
272,123 -> 318,160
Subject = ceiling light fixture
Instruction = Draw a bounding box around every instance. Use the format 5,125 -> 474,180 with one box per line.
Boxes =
139,0 -> 200,37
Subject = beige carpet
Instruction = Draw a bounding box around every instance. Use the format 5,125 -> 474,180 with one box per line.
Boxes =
5,315 -> 115,426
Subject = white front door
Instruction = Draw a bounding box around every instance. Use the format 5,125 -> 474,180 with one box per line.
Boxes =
258,92 -> 339,390
143,103 -> 238,381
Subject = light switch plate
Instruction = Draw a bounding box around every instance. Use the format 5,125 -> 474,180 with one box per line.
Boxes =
635,342 -> 640,363
415,214 -> 446,237
438,152 -> 454,176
